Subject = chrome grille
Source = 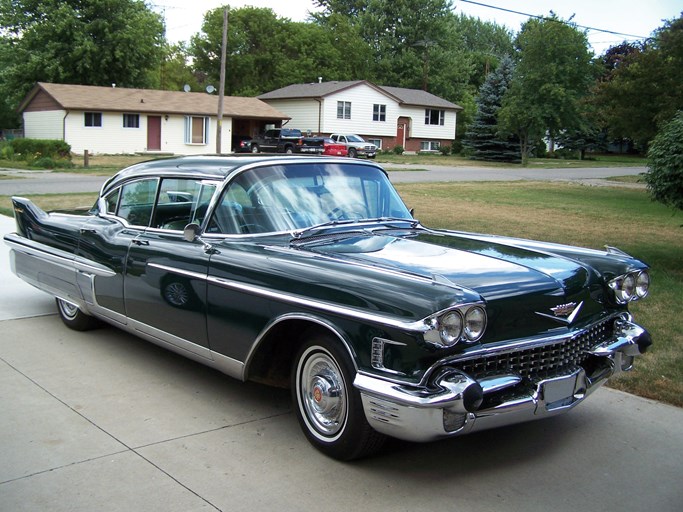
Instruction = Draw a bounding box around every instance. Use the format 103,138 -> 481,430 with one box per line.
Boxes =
454,318 -> 614,380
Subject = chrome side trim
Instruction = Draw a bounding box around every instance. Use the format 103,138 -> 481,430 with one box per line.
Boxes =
86,311 -> 245,381
206,274 -> 430,332
5,234 -> 116,277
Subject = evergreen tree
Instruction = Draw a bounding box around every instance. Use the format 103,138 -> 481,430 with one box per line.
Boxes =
463,56 -> 520,163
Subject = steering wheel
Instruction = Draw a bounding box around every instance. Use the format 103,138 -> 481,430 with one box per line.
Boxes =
327,203 -> 368,221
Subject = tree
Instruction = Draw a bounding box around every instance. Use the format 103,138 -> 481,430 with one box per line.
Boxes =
0,0 -> 165,128
190,7 -> 364,96
462,56 -> 520,162
645,111 -> 683,212
498,14 -> 595,164
146,43 -> 202,93
592,14 -> 683,150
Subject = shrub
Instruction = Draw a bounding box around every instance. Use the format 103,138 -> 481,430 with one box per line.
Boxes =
0,142 -> 14,160
392,145 -> 405,155
31,157 -> 57,169
10,139 -> 71,160
439,145 -> 451,156
645,111 -> 683,212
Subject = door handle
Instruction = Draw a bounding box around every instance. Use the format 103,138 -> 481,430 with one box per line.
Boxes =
80,228 -> 97,234
132,239 -> 150,246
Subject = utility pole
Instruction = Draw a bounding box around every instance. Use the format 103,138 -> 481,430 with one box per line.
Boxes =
216,7 -> 228,154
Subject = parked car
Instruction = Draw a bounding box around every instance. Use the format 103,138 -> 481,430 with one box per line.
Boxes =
250,128 -> 324,154
322,137 -> 349,157
5,155 -> 652,460
232,135 -> 253,153
330,134 -> 377,158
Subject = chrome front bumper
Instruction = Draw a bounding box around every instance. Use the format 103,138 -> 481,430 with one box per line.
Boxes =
354,319 -> 651,443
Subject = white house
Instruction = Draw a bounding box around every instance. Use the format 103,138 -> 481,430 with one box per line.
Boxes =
18,82 -> 289,155
258,80 -> 462,152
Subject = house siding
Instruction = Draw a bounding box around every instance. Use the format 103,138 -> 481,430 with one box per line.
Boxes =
403,105 -> 457,140
49,111 -> 233,155
23,111 -> 66,140
321,85 -> 399,136
263,99 -> 321,133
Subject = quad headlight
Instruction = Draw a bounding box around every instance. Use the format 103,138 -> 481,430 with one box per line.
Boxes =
609,270 -> 650,304
424,305 -> 487,347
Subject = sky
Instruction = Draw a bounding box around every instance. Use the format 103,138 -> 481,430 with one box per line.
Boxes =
155,0 -> 682,55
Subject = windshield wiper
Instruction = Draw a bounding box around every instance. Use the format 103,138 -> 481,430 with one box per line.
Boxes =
291,219 -> 357,239
364,217 -> 420,228
291,217 -> 419,240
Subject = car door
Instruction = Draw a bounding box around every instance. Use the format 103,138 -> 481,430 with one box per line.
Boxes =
76,177 -> 160,321
124,178 -> 218,357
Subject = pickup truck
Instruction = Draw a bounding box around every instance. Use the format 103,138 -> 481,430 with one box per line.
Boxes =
250,128 -> 324,154
330,134 -> 378,158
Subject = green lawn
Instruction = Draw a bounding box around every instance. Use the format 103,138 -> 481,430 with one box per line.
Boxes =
1,179 -> 679,406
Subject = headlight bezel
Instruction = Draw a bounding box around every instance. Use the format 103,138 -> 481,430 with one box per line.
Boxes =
609,270 -> 650,304
424,304 -> 488,348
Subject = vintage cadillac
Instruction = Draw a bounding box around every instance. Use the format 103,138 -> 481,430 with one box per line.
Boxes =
4,155 -> 652,460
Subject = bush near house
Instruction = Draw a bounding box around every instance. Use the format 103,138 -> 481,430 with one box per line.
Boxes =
1,139 -> 72,168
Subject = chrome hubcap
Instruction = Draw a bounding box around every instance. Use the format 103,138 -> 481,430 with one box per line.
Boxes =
58,299 -> 79,319
299,350 -> 347,438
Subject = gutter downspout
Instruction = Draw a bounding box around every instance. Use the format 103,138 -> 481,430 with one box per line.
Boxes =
315,98 -> 322,134
62,110 -> 69,143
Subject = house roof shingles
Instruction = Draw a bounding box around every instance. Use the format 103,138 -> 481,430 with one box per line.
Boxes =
258,80 -> 462,110
21,82 -> 288,120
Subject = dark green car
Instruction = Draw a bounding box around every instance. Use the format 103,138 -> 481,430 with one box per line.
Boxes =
4,155 -> 652,460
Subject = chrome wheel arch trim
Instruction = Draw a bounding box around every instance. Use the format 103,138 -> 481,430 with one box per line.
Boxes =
242,312 -> 358,380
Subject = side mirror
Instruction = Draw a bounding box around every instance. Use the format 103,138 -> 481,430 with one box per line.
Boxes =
183,222 -> 201,242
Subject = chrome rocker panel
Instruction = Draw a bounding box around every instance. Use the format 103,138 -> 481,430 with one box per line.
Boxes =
354,319 -> 651,443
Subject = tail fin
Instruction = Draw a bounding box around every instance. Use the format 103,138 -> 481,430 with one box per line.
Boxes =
10,197 -> 47,238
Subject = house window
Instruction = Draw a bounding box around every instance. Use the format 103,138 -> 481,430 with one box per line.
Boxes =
123,114 -> 140,128
373,104 -> 386,122
368,138 -> 382,150
420,141 -> 441,152
424,109 -> 445,126
184,116 -> 210,144
337,101 -> 351,120
84,112 -> 102,127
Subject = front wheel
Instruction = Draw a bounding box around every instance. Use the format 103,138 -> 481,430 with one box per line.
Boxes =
292,334 -> 385,460
348,147 -> 357,158
251,144 -> 260,153
56,298 -> 101,331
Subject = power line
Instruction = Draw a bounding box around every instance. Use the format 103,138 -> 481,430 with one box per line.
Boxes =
457,0 -> 650,40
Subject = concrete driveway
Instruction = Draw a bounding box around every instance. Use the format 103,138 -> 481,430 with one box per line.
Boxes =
1,212 -> 681,511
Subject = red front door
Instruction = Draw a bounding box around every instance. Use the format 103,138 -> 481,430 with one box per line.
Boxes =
147,116 -> 161,151
397,122 -> 406,148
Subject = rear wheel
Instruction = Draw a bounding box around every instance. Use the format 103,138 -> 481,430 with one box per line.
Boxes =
292,333 -> 386,460
56,298 -> 100,331
251,144 -> 260,153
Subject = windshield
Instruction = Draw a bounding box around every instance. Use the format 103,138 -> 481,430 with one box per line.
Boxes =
206,162 -> 412,235
347,135 -> 365,142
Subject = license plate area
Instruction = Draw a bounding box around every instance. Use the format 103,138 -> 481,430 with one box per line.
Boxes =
539,372 -> 579,411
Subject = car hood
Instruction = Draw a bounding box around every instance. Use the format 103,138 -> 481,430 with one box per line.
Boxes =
298,230 -> 592,301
